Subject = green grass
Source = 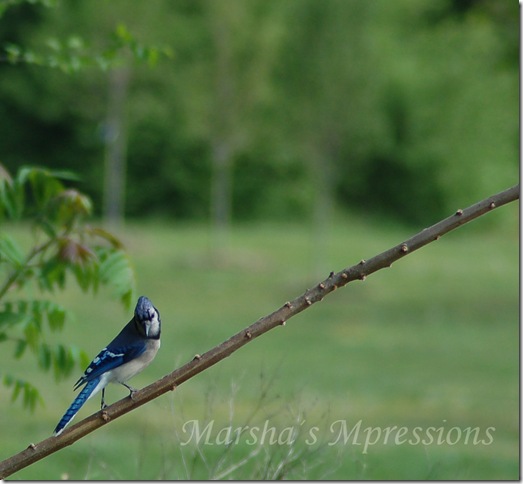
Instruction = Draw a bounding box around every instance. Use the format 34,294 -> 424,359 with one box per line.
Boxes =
0,206 -> 519,479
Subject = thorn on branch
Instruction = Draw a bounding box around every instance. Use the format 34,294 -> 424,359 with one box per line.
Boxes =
192,354 -> 201,361
284,301 -> 292,309
280,320 -> 286,326
455,208 -> 464,216
359,274 -> 366,281
400,244 -> 409,253
328,271 -> 335,278
27,443 -> 36,451
101,411 -> 110,423
304,297 -> 312,306
245,331 -> 252,339
359,259 -> 366,265
318,282 -> 326,290
489,202 -> 496,209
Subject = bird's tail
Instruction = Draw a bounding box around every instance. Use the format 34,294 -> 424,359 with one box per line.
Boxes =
53,377 -> 101,436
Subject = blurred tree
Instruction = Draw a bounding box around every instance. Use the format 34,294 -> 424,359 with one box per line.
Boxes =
0,0 -> 172,221
274,0 -> 387,271
207,0 -> 237,250
201,0 -> 287,255
309,0 -> 518,224
103,66 -> 130,225
0,0 -> 517,227
360,0 -> 519,222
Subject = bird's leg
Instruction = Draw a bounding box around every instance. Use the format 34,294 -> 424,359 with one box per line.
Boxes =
100,388 -> 107,409
121,382 -> 138,400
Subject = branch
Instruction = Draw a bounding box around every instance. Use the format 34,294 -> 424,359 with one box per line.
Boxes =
0,184 -> 519,479
0,238 -> 54,300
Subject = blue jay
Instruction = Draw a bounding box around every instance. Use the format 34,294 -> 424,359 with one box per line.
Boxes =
53,296 -> 161,436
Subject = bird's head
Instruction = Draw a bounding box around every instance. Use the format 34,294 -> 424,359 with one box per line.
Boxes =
135,296 -> 161,339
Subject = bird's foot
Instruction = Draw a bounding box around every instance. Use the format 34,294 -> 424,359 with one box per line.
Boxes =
121,382 -> 138,400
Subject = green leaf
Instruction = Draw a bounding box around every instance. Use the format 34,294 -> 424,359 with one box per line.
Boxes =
45,37 -> 62,52
29,169 -> 64,210
0,307 -> 30,329
23,324 -> 40,350
0,163 -> 24,220
23,381 -> 44,411
3,375 -> 43,411
38,258 -> 67,292
45,301 -> 67,331
10,378 -> 21,401
14,339 -> 27,359
51,189 -> 93,226
38,343 -> 52,371
70,344 -> 91,370
71,260 -> 97,293
67,36 -> 85,50
0,234 -> 24,267
115,23 -> 134,44
98,249 -> 135,309
4,43 -> 22,63
31,299 -> 43,327
52,343 -> 75,380
23,308 -> 43,351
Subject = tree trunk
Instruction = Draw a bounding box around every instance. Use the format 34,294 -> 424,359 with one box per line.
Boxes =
208,4 -> 236,260
210,138 -> 233,254
103,67 -> 130,226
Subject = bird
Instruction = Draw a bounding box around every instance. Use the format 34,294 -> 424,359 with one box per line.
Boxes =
53,296 -> 161,436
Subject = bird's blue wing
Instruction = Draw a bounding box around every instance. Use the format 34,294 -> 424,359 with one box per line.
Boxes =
74,342 -> 147,390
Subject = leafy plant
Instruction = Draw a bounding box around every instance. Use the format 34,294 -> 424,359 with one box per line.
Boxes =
0,163 -> 135,410
0,0 -> 172,73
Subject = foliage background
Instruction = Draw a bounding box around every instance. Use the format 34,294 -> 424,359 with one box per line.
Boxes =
0,0 -> 518,225
0,0 -> 518,480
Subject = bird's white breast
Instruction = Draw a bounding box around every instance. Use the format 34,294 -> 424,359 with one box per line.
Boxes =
107,339 -> 161,384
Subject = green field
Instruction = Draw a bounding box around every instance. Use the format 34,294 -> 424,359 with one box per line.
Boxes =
0,208 -> 519,479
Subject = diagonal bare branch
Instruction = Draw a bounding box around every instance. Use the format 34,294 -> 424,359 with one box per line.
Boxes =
0,183 -> 518,479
